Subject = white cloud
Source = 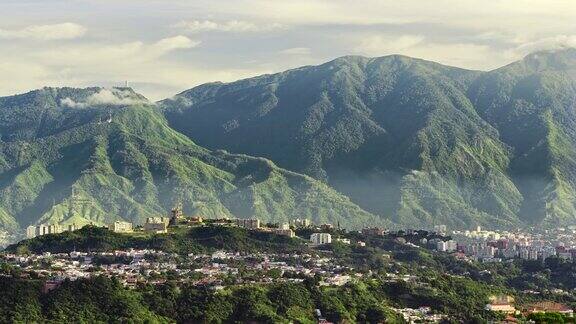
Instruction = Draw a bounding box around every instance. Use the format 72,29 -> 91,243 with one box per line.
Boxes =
152,35 -> 200,55
175,20 -> 286,33
0,61 -> 52,95
508,35 -> 576,58
189,0 -> 576,33
354,35 -> 425,56
353,34 -> 499,70
61,88 -> 150,108
1,0 -> 576,100
60,97 -> 80,108
279,47 -> 311,55
402,43 -> 497,70
0,23 -> 86,40
0,35 -> 204,100
34,35 -> 199,66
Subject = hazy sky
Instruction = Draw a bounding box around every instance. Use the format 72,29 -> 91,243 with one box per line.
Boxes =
1,0 -> 575,100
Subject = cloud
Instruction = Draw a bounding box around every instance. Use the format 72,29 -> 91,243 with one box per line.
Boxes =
0,61 -> 51,95
508,35 -> 576,57
60,97 -> 81,108
279,47 -> 311,55
402,42 -> 496,70
352,34 -> 498,70
189,0 -> 575,32
34,35 -> 199,66
174,20 -> 286,33
0,23 -> 86,40
0,32 -> 260,101
61,88 -> 149,108
354,35 -> 425,56
1,0 -> 576,100
152,35 -> 200,55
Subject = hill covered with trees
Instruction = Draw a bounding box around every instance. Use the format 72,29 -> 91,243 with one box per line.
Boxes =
0,87 -> 379,242
5,225 -> 307,255
161,48 -> 576,229
2,49 -> 576,239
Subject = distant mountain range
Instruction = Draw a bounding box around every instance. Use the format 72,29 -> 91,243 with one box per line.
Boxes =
160,48 -> 576,230
0,49 -> 575,242
0,87 -> 378,242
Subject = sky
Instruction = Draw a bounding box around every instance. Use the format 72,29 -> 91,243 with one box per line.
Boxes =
1,0 -> 575,101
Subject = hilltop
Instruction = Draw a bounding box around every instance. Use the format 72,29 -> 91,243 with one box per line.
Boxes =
5,224 -> 307,255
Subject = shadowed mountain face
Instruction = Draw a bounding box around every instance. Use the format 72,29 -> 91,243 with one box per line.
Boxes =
0,87 -> 380,241
161,49 -> 576,229
468,49 -> 576,226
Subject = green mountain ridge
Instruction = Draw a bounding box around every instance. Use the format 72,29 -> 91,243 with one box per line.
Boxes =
2,49 -> 575,236
0,87 -> 381,242
161,48 -> 576,229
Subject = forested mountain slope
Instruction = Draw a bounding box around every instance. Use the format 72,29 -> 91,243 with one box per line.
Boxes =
161,49 -> 576,229
0,87 -> 379,241
468,49 -> 576,226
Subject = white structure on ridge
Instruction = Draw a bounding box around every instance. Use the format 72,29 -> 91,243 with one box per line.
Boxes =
235,218 -> 261,229
108,221 -> 133,233
310,233 -> 332,245
26,223 -> 80,239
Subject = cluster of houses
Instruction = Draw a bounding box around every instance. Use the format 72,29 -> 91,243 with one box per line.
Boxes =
1,248 -> 361,291
428,225 -> 576,263
391,306 -> 446,323
232,218 -> 298,238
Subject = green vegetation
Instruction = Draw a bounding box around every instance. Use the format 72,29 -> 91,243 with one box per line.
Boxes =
0,275 -> 411,323
0,87 -> 380,240
3,226 -> 576,322
2,49 -> 576,236
0,276 -> 165,323
162,48 -> 576,229
6,225 -> 307,254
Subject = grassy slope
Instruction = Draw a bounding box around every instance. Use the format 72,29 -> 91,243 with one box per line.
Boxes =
0,88 -> 380,240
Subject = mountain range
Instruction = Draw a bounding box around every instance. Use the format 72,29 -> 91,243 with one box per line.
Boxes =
160,48 -> 576,230
0,87 -> 378,243
1,48 -> 575,242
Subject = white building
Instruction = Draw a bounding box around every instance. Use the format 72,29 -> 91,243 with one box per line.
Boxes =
310,233 -> 332,245
436,241 -> 447,252
26,223 -> 65,239
108,221 -> 133,233
479,246 -> 496,259
144,217 -> 170,233
234,218 -> 261,229
292,218 -> 311,228
433,225 -> 447,234
446,240 -> 458,252
436,240 -> 457,252
26,225 -> 38,239
273,228 -> 295,238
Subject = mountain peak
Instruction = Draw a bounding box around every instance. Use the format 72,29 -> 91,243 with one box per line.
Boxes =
325,54 -> 440,69
57,87 -> 150,109
521,47 -> 576,71
2,86 -> 150,110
